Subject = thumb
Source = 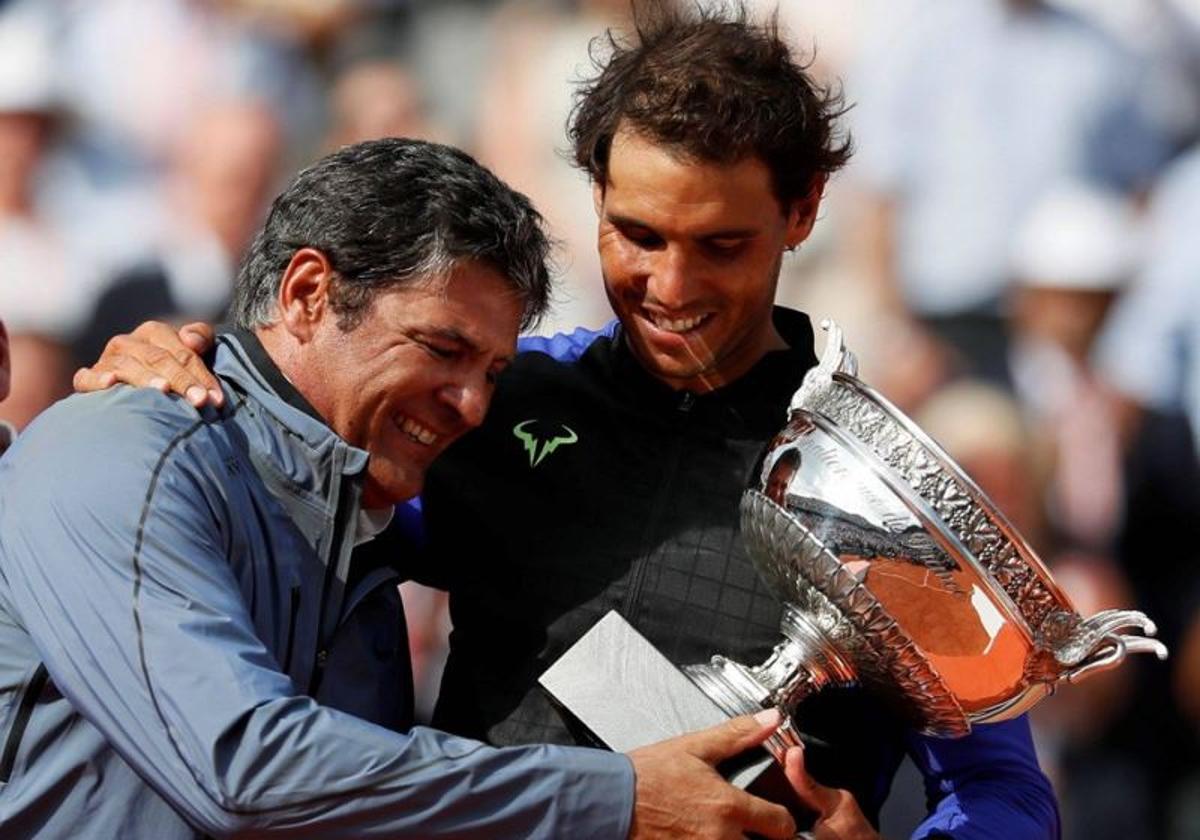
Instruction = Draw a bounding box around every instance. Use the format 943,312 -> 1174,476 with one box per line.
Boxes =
686,707 -> 781,765
784,745 -> 831,816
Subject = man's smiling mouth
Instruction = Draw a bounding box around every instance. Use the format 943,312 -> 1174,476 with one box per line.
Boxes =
645,311 -> 712,334
397,415 -> 440,446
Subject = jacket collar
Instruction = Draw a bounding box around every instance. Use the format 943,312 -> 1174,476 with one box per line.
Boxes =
213,327 -> 370,478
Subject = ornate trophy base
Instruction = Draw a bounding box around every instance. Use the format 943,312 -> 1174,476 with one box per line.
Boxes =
684,604 -> 857,760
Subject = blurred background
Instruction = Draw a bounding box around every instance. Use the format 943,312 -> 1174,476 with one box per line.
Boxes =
0,0 -> 1197,836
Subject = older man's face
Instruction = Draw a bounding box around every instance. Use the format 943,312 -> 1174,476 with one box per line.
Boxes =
308,263 -> 522,506
0,320 -> 10,403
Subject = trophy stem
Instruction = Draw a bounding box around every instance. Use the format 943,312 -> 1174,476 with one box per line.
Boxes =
685,605 -> 857,759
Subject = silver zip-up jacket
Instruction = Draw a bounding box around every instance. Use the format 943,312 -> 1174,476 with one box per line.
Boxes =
0,330 -> 633,839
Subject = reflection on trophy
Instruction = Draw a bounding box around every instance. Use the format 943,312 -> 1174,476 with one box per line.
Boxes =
542,320 -> 1168,771
685,320 -> 1169,756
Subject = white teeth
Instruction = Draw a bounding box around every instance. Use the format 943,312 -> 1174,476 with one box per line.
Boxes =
400,417 -> 439,446
651,314 -> 706,333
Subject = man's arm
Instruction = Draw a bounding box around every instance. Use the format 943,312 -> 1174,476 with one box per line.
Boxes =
907,716 -> 1060,840
2,392 -> 800,839
1,393 -> 635,837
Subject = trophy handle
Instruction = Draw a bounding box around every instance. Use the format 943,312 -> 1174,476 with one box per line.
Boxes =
1031,608 -> 1169,685
789,319 -> 858,417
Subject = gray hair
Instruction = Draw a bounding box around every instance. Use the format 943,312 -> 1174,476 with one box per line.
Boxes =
232,138 -> 553,332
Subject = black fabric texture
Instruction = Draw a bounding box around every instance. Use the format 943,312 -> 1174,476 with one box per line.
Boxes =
418,307 -> 908,824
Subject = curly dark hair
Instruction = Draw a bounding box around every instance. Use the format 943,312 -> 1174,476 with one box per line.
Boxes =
568,2 -> 852,207
233,138 -> 552,332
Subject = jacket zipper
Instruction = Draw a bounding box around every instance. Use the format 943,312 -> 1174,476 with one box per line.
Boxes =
308,569 -> 402,698
623,391 -> 694,620
0,663 -> 49,783
309,451 -> 354,697
282,586 -> 301,672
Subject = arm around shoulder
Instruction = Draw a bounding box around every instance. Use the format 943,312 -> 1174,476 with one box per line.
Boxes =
0,392 -> 636,838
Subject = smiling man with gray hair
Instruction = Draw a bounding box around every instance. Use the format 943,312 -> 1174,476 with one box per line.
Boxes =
0,138 -> 804,839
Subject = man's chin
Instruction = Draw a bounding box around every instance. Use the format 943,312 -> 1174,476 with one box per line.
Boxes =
632,349 -> 712,390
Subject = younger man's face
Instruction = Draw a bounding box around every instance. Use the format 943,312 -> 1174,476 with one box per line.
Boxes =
593,128 -> 820,393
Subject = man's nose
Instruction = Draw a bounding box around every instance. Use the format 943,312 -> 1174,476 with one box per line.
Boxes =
646,246 -> 697,309
438,376 -> 490,429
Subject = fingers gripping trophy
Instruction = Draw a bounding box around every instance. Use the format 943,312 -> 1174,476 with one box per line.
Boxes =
685,321 -> 1168,757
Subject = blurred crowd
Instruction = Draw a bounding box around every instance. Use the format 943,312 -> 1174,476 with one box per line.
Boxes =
0,0 -> 1198,837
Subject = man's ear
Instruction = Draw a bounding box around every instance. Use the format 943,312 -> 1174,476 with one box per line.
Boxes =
0,319 -> 10,403
592,181 -> 605,218
277,249 -> 335,342
784,174 -> 828,251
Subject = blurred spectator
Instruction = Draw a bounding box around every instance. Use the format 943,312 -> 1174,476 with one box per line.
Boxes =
1097,144 -> 1200,451
1056,0 -> 1200,150
72,98 -> 283,367
325,58 -> 447,150
1093,140 -> 1200,839
915,379 -> 1046,540
473,0 -> 638,334
0,4 -> 83,433
218,0 -> 365,50
38,0 -> 318,281
1003,185 -> 1149,839
399,1 -> 500,149
850,0 -> 1172,385
1008,180 -> 1141,552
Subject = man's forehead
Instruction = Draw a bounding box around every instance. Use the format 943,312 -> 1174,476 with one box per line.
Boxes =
603,136 -> 781,228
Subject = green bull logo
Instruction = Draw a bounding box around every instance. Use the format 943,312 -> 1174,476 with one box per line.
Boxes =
512,420 -> 578,468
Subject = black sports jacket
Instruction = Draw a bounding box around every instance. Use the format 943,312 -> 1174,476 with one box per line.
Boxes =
414,308 -> 914,821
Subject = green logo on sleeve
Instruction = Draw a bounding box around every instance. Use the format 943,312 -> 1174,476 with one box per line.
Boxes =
513,420 -> 578,467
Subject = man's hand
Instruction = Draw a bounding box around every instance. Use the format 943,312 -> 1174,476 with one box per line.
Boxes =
627,709 -> 797,839
783,744 -> 880,840
73,321 -> 223,408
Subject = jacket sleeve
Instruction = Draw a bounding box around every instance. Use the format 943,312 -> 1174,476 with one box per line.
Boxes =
0,393 -> 634,839
907,716 -> 1061,839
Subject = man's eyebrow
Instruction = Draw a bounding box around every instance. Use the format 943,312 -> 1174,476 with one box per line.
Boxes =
607,212 -> 757,240
606,212 -> 659,234
423,327 -> 478,352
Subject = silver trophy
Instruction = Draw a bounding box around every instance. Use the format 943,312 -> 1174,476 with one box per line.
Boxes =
685,320 -> 1168,755
541,320 -> 1167,774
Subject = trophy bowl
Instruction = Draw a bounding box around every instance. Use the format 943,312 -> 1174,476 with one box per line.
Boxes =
686,321 -> 1168,741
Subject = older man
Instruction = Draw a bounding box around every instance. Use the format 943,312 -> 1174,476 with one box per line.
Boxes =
77,7 -> 1061,838
0,138 -> 805,839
